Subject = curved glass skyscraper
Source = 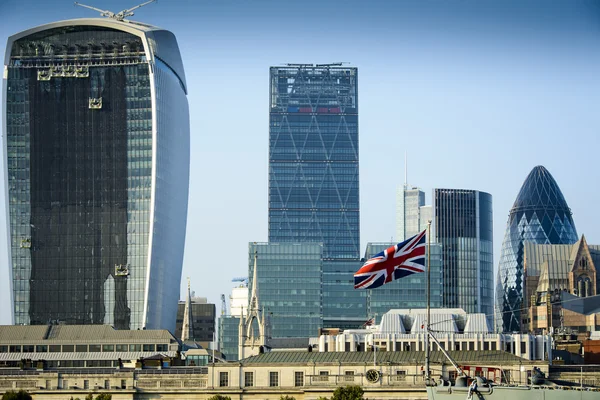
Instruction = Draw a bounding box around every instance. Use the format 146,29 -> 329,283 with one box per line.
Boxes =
3,19 -> 189,331
496,166 -> 577,332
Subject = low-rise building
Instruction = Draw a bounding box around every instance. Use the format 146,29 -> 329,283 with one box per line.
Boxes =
0,324 -> 179,369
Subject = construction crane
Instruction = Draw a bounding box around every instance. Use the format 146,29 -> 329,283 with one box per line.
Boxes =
231,276 -> 248,286
74,0 -> 156,21
220,294 -> 227,316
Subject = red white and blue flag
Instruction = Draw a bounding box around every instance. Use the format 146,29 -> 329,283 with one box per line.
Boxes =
354,230 -> 426,290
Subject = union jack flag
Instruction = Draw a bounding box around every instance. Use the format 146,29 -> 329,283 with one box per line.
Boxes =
354,230 -> 426,290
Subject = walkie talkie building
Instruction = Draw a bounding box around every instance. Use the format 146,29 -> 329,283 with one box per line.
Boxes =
3,18 -> 189,331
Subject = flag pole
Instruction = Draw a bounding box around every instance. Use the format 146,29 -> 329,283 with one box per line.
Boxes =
425,220 -> 431,385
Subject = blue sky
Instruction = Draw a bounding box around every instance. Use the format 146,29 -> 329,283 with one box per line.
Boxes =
0,0 -> 599,324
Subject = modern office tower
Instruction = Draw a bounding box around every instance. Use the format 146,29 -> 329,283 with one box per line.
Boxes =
397,186 -> 426,241
248,242 -> 323,338
175,296 -> 216,344
365,242 -> 443,320
268,64 -> 359,259
268,64 -> 364,328
433,189 -> 494,320
3,19 -> 190,331
496,166 -> 578,333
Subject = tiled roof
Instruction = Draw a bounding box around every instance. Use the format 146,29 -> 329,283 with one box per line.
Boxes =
241,350 -> 531,365
0,351 -> 178,362
0,325 -> 175,344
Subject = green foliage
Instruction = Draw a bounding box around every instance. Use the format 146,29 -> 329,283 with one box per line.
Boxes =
1,390 -> 32,400
207,395 -> 232,400
95,395 -> 112,400
317,397 -> 329,400
331,385 -> 365,400
280,396 -> 296,400
85,394 -> 94,400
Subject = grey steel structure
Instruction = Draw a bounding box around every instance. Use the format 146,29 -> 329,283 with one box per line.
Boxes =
3,19 -> 189,331
433,189 -> 494,320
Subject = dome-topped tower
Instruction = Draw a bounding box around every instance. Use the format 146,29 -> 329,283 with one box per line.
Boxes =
496,166 -> 578,332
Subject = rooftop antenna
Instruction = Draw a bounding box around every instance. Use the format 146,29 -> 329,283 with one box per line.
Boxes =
74,0 -> 157,21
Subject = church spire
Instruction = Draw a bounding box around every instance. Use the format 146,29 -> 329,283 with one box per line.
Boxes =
239,247 -> 270,359
181,277 -> 192,341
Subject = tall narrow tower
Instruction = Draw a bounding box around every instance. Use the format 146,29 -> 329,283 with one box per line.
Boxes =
239,252 -> 270,359
268,64 -> 359,259
3,18 -> 190,331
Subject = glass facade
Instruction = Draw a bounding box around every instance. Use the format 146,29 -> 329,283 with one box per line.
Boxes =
268,65 -> 359,260
3,21 -> 189,331
433,189 -> 494,321
496,166 -> 578,333
322,259 -> 366,328
248,242 -> 322,338
396,187 -> 425,242
365,242 -> 443,321
218,315 -> 240,361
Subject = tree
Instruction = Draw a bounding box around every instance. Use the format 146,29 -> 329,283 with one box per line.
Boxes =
1,390 -> 32,400
85,394 -> 94,400
95,395 -> 112,400
207,395 -> 231,400
331,385 -> 365,400
280,396 -> 296,400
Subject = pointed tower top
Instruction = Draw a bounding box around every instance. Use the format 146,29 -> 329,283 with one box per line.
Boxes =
181,277 -> 192,341
512,165 -> 571,213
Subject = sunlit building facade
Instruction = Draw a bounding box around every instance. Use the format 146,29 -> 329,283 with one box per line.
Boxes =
496,166 -> 578,333
3,19 -> 189,331
433,189 -> 494,320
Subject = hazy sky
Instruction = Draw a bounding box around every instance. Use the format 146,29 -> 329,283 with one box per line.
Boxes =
0,0 -> 599,324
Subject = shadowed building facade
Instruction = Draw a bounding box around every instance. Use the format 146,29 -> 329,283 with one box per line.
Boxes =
3,19 -> 189,331
433,189 -> 494,320
496,166 -> 578,333
268,65 -> 365,329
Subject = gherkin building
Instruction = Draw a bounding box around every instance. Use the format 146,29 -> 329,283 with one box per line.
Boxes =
496,166 -> 578,332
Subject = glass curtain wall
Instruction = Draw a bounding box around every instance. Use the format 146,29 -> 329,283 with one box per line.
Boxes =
434,189 -> 494,320
496,166 -> 577,332
6,27 -> 151,328
248,242 -> 322,338
268,66 -> 359,260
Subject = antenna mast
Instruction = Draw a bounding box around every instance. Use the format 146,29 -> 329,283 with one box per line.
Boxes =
74,0 -> 157,21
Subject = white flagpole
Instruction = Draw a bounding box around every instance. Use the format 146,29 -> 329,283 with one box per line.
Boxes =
425,221 -> 431,385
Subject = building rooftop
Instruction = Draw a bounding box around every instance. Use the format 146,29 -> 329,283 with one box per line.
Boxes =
241,350 -> 532,365
0,325 -> 176,344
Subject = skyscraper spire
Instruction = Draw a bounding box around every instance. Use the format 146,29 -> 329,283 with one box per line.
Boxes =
181,277 -> 192,341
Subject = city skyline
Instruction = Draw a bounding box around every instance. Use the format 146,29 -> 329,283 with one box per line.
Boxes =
1,0 -> 599,325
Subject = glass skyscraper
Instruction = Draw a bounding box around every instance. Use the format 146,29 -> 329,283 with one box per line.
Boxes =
433,189 -> 494,320
3,19 -> 189,331
496,166 -> 578,333
248,242 -> 322,338
396,186 -> 432,242
268,64 -> 364,329
268,64 -> 359,259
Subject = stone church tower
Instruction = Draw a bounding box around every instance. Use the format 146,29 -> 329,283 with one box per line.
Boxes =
239,251 -> 271,359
